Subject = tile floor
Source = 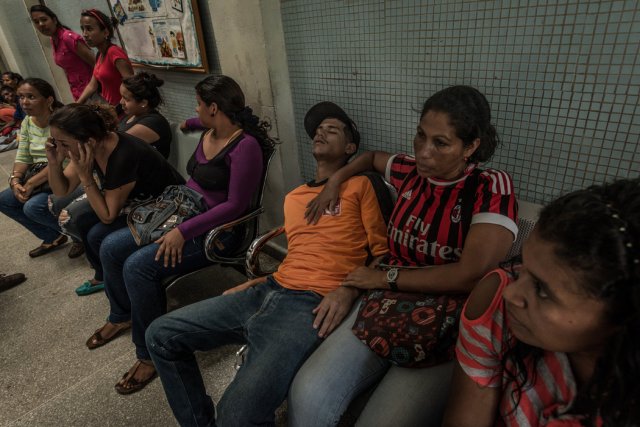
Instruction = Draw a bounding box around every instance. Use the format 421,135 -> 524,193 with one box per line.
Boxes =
0,149 -> 282,426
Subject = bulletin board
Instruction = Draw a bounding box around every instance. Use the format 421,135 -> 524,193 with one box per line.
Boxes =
106,0 -> 208,73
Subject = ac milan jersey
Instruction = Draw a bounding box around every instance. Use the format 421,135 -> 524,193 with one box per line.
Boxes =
384,154 -> 518,267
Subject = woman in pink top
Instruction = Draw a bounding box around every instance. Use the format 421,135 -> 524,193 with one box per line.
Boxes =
30,5 -> 95,101
443,178 -> 640,427
76,9 -> 133,113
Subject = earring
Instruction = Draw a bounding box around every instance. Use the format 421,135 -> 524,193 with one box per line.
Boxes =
49,103 -> 54,112
464,156 -> 469,163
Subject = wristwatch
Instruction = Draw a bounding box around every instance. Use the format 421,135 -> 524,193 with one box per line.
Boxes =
386,267 -> 399,291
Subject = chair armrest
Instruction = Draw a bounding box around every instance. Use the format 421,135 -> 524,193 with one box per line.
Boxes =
204,207 -> 264,262
245,225 -> 285,278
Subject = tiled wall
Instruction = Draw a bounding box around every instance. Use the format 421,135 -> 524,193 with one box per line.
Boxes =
280,0 -> 639,203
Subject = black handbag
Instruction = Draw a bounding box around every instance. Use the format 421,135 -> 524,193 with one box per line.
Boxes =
21,162 -> 51,195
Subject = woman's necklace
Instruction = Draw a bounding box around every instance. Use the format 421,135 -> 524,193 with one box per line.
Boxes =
220,128 -> 243,149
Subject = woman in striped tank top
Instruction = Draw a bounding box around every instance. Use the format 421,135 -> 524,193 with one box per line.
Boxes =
444,178 -> 640,427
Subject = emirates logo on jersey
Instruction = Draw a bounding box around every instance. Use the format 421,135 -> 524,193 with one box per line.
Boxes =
401,189 -> 413,200
450,203 -> 462,223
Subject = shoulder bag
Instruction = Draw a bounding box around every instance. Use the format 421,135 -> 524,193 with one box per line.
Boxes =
126,184 -> 207,246
351,169 -> 480,368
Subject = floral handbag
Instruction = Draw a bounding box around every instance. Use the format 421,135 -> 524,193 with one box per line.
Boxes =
351,289 -> 467,368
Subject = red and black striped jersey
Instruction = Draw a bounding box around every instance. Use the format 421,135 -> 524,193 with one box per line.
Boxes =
384,154 -> 518,267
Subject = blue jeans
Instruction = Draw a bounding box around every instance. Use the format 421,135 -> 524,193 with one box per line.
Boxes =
85,217 -> 128,281
48,186 -> 87,243
0,188 -> 61,243
288,301 -> 454,427
100,227 -> 213,360
146,278 -> 323,427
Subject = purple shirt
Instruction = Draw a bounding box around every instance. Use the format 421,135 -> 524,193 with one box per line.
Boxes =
177,133 -> 264,240
51,27 -> 93,100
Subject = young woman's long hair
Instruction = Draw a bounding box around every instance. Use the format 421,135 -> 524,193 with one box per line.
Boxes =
195,75 -> 277,158
501,178 -> 640,426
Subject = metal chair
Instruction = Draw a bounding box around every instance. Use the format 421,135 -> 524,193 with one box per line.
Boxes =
163,146 -> 276,293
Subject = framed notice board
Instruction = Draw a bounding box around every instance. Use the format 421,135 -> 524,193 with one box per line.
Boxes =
106,0 -> 208,73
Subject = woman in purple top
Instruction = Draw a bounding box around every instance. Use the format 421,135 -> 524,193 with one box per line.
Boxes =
86,75 -> 276,395
30,5 -> 94,101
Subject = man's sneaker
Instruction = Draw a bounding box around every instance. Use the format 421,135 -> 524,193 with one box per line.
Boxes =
0,273 -> 26,292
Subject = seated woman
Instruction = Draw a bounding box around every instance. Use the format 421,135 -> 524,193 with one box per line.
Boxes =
443,178 -> 640,427
50,71 -> 173,262
45,104 -> 184,293
118,72 -> 172,158
1,73 -> 26,134
289,86 -> 518,426
0,78 -> 67,257
83,74 -> 275,395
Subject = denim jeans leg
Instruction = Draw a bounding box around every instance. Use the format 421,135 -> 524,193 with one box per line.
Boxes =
0,188 -> 60,243
85,217 -> 127,281
146,284 -> 269,427
216,282 -> 323,427
123,236 -> 211,360
100,227 -> 141,324
288,301 -> 390,427
355,361 -> 454,427
49,186 -> 84,242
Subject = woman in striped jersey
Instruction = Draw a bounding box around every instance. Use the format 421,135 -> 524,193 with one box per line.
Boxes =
444,178 -> 640,427
291,85 -> 518,426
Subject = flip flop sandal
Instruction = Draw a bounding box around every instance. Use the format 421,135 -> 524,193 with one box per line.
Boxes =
86,321 -> 131,350
115,360 -> 157,395
75,280 -> 105,296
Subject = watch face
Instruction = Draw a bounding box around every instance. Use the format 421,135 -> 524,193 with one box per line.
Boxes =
387,268 -> 399,283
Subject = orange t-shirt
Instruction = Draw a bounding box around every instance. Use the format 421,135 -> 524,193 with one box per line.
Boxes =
273,176 -> 388,295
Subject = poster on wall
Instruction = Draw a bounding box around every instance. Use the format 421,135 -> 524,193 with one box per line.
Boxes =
106,0 -> 208,72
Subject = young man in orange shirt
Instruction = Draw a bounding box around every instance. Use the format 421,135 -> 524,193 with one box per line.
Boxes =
146,102 -> 388,427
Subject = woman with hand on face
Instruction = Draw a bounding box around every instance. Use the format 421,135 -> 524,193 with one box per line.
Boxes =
45,104 -> 184,295
30,5 -> 94,101
443,178 -> 640,427
49,71 -> 173,262
290,86 -> 518,427
89,75 -> 274,395
76,9 -> 133,113
0,78 -> 67,258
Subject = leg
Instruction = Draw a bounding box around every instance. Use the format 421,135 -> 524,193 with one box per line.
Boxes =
147,282 -> 273,427
60,196 -> 98,243
85,217 -> 127,281
22,192 -> 63,241
288,302 -> 390,427
99,227 -> 142,324
0,188 -> 60,243
49,187 -> 86,257
355,361 -> 455,427
216,285 -> 323,427
122,236 -> 211,360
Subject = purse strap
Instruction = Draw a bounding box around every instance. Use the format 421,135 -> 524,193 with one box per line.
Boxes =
460,168 -> 481,242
